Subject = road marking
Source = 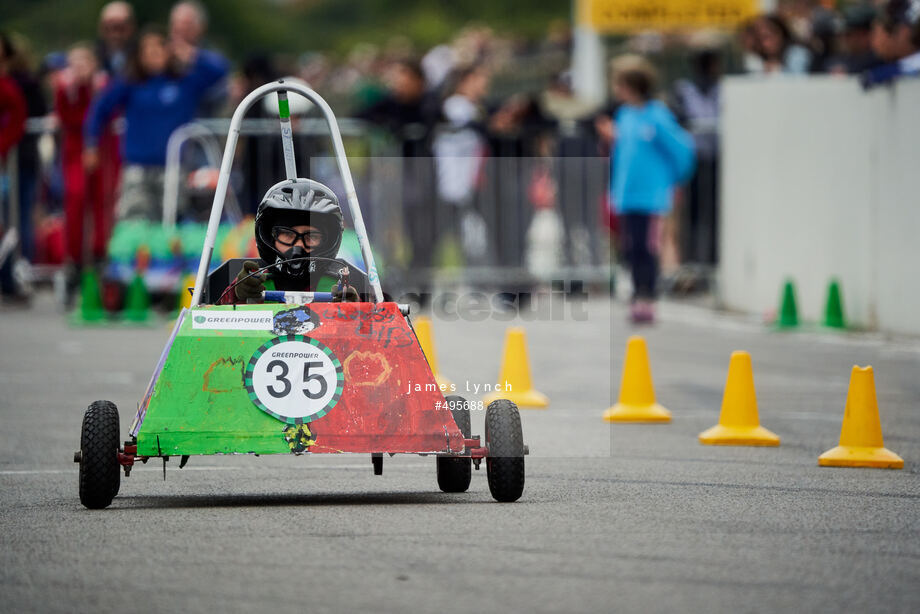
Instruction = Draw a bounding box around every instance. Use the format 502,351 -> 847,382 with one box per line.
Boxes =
0,467 -> 235,475
0,463 -> 435,476
669,410 -> 841,422
0,371 -> 136,385
659,301 -> 920,351
0,469 -> 71,475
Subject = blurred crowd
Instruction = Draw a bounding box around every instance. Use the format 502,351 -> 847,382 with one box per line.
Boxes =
1,0 -> 918,310
1,1 -> 229,304
738,0 -> 920,76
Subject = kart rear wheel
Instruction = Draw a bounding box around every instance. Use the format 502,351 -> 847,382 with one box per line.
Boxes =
437,395 -> 472,493
79,400 -> 121,509
485,399 -> 525,502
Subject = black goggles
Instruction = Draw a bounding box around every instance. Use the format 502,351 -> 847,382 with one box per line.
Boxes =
272,226 -> 324,248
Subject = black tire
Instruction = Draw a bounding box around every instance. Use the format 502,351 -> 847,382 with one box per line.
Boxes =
485,399 -> 525,502
437,395 -> 472,493
79,400 -> 121,509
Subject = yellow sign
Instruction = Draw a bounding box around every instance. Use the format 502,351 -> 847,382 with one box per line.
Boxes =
583,0 -> 759,32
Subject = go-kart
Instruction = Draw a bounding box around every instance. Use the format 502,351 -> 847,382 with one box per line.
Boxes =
75,81 -> 527,508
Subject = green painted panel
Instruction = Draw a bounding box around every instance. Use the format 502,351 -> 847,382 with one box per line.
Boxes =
138,305 -> 309,455
135,302 -> 463,457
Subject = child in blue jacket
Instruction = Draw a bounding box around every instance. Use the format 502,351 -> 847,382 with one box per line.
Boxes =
599,55 -> 695,323
85,26 -> 228,221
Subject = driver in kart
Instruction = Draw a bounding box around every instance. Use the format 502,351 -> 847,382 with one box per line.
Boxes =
221,179 -> 360,303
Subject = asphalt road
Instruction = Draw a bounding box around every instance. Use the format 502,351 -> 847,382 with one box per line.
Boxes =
1,292 -> 918,613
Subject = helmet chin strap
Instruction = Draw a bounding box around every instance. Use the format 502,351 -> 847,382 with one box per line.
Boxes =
277,246 -> 310,277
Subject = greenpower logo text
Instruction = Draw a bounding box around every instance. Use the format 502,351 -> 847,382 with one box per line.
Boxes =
191,310 -> 274,331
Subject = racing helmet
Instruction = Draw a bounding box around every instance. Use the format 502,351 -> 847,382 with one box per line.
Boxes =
254,179 -> 344,279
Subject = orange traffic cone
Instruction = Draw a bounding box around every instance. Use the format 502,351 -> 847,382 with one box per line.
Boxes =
603,336 -> 670,422
699,351 -> 779,445
483,327 -> 548,408
819,366 -> 903,469
414,316 -> 452,391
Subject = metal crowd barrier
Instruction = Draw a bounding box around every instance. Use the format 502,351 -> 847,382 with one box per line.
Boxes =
4,115 -> 721,293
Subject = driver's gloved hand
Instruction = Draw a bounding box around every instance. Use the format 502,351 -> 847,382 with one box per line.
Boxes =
331,284 -> 360,302
234,260 -> 265,302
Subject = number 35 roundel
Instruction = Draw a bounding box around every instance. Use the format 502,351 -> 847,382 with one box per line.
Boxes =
244,335 -> 344,424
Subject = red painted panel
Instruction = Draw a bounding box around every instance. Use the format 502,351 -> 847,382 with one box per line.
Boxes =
296,302 -> 463,454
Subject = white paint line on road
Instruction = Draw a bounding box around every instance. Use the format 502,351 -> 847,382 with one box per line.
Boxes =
60,340 -> 84,355
0,464 -> 434,476
675,410 -> 840,422
0,469 -> 73,475
659,301 -> 920,351
780,411 -> 845,422
0,371 -> 136,385
0,467 -> 236,475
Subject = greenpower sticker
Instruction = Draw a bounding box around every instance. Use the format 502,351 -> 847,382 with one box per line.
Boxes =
244,335 -> 344,424
192,310 -> 273,330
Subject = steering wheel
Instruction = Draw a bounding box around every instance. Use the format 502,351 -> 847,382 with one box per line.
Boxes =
215,256 -> 369,305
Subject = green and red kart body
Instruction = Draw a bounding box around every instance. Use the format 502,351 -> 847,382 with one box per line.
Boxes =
77,81 -> 525,508
130,301 -> 466,458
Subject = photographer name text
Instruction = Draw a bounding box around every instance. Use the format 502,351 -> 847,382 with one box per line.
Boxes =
407,380 -> 512,395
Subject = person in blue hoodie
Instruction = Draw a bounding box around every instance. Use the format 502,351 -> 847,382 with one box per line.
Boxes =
598,55 -> 695,323
84,25 -> 228,221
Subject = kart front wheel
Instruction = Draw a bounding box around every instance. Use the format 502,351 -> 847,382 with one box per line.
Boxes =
485,399 -> 525,502
79,400 -> 121,509
437,395 -> 472,493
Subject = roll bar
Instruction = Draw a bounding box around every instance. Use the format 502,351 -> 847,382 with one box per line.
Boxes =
190,80 -> 384,305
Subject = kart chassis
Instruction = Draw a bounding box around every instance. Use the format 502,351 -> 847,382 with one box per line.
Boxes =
76,81 -> 527,507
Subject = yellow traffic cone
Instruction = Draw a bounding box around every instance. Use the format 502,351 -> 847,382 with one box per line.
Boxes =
699,351 -> 779,446
483,327 -> 549,408
414,316 -> 452,390
819,366 -> 903,469
177,272 -> 196,312
603,336 -> 670,422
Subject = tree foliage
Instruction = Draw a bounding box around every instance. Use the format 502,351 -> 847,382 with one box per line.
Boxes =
1,0 -> 569,63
